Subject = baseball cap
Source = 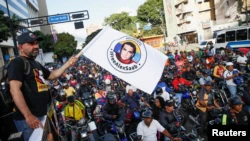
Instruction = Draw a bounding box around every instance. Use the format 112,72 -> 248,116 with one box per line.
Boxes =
226,62 -> 234,66
165,100 -> 174,107
17,32 -> 43,45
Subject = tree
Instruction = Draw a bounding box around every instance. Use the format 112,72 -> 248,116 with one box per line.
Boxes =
85,29 -> 102,45
33,30 -> 54,53
0,10 -> 19,43
104,12 -> 133,31
53,33 -> 77,58
137,0 -> 164,26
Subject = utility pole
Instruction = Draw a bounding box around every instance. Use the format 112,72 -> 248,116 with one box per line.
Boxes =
246,0 -> 248,25
5,0 -> 18,56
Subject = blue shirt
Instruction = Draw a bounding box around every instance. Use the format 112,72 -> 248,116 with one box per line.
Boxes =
121,93 -> 141,109
153,82 -> 171,93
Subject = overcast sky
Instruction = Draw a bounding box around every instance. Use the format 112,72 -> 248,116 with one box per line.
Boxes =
46,0 -> 146,49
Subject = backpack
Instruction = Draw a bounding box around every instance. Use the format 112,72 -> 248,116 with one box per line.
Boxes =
232,70 -> 244,85
0,56 -> 30,117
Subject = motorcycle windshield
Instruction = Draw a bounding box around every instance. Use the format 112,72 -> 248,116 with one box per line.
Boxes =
82,92 -> 91,99
114,120 -> 123,127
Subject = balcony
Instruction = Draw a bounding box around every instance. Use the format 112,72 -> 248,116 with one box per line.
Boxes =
177,19 -> 184,26
176,9 -> 183,16
198,1 -> 211,12
182,7 -> 193,14
175,0 -> 188,7
177,25 -> 196,34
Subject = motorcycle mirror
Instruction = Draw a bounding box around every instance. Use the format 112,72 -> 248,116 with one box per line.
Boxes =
209,120 -> 215,125
181,126 -> 186,131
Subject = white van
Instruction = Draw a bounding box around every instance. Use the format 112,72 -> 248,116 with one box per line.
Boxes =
199,39 -> 215,49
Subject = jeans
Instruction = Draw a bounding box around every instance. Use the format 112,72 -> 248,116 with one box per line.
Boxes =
14,116 -> 44,141
227,85 -> 237,97
175,93 -> 182,108
198,110 -> 207,136
96,79 -> 100,88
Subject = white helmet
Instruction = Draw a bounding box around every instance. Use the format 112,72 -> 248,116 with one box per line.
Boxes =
79,70 -> 83,74
105,79 -> 111,85
89,74 -> 93,78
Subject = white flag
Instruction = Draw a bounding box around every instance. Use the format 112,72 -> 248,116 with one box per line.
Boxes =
82,26 -> 168,94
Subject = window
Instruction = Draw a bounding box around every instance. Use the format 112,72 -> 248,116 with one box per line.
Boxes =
200,41 -> 207,45
236,29 -> 247,41
226,31 -> 235,41
217,34 -> 225,43
185,33 -> 198,44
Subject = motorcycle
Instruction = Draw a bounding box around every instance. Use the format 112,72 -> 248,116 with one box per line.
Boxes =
64,118 -> 96,141
81,92 -> 95,120
178,84 -> 198,112
97,119 -> 128,141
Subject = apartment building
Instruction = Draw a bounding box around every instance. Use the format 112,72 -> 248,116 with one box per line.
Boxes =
163,0 -> 247,49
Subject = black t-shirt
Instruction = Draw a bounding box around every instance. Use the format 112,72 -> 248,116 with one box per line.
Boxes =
224,109 -> 250,125
8,57 -> 51,120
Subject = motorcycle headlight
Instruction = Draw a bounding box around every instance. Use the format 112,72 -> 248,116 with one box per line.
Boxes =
117,126 -> 124,134
80,131 -> 87,138
84,101 -> 90,107
192,91 -> 197,95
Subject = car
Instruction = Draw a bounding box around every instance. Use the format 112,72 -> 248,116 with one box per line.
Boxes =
199,39 -> 215,49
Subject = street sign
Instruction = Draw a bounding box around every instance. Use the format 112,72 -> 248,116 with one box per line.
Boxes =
48,14 -> 69,24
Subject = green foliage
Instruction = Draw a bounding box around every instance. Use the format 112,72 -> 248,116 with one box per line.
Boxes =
85,29 -> 102,45
53,33 -> 77,58
137,0 -> 164,26
0,10 -> 19,43
33,30 -> 54,53
104,12 -> 133,31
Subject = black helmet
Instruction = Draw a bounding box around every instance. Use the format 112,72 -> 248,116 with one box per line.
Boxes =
156,87 -> 163,95
67,95 -> 75,103
202,69 -> 209,75
107,94 -> 116,104
231,96 -> 244,105
142,109 -> 153,118
204,81 -> 213,86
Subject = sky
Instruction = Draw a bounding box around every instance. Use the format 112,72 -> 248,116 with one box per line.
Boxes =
46,0 -> 146,49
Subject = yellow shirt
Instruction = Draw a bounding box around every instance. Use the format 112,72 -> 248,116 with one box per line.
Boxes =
64,87 -> 76,97
64,101 -> 85,120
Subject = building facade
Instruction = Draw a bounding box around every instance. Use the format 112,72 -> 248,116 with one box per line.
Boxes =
37,0 -> 51,35
0,0 -> 48,67
163,0 -> 247,50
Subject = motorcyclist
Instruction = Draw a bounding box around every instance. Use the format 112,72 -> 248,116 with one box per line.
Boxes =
64,96 -> 86,141
118,88 -> 144,109
182,66 -> 196,81
63,83 -> 76,98
222,96 -> 250,125
137,109 -> 182,141
102,94 -> 125,121
205,53 -> 215,69
237,51 -> 247,73
78,79 -> 92,98
159,100 -> 184,141
199,69 -> 214,87
153,87 -> 170,101
213,61 -> 226,81
172,71 -> 192,106
196,81 -> 214,136
94,87 -> 107,106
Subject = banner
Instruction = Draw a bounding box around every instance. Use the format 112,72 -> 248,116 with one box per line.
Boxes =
82,27 -> 168,94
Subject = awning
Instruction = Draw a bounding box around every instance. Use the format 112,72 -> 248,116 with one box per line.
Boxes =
177,30 -> 196,35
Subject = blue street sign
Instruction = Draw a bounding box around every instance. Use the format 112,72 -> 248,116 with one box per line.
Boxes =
48,14 -> 69,24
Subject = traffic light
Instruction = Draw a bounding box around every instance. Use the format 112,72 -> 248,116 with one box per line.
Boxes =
74,21 -> 84,29
30,19 -> 43,25
72,13 -> 84,19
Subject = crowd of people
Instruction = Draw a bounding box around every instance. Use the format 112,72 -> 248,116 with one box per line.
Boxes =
1,33 -> 250,141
